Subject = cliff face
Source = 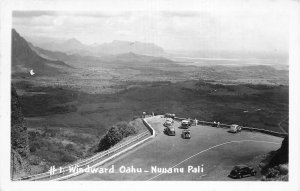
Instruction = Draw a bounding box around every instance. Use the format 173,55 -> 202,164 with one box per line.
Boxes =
269,135 -> 288,166
11,85 -> 30,178
261,135 -> 289,181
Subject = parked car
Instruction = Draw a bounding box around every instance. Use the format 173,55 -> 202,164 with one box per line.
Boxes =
164,126 -> 176,136
164,118 -> 174,127
181,129 -> 191,139
229,124 -> 242,133
164,113 -> 176,118
212,121 -> 218,127
228,165 -> 256,179
181,120 -> 191,129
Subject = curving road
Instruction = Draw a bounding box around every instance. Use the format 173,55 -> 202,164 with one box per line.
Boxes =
147,140 -> 280,181
71,116 -> 282,181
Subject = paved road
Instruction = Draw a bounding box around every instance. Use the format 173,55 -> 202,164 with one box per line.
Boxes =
71,116 -> 282,181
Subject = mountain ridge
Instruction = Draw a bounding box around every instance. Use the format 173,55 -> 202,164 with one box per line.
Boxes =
32,45 -> 176,67
24,35 -> 166,57
12,29 -> 71,76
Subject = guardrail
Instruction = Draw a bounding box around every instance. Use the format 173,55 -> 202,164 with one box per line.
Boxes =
52,131 -> 151,181
198,120 -> 287,137
143,117 -> 156,137
174,116 -> 287,138
13,122 -> 155,181
173,117 -> 186,121
242,127 -> 287,138
197,120 -> 231,128
53,118 -> 156,181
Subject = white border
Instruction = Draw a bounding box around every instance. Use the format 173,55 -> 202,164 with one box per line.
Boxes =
1,0 -> 300,191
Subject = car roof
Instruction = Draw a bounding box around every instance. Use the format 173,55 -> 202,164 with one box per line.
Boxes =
233,165 -> 248,169
182,120 -> 189,123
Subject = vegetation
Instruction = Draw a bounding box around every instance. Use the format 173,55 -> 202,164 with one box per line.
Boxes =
12,29 -> 71,76
261,164 -> 288,181
12,78 -> 288,174
11,29 -> 289,179
261,136 -> 288,181
27,128 -> 82,169
97,121 -> 137,152
11,85 -> 30,178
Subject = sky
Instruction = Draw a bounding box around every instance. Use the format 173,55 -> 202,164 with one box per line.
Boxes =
13,6 -> 289,53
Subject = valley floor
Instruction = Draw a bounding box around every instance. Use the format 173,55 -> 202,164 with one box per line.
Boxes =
12,64 -> 289,175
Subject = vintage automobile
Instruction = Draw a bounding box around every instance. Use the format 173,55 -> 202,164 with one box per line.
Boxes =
181,120 -> 191,129
164,126 -> 176,136
229,124 -> 242,133
181,129 -> 191,139
164,113 -> 176,118
228,165 -> 256,179
164,118 -> 174,127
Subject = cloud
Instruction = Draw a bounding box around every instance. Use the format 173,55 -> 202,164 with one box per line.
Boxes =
160,11 -> 202,18
13,11 -> 56,18
12,10 -> 289,53
13,11 -> 131,19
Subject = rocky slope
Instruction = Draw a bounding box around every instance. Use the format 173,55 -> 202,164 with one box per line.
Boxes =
270,135 -> 288,166
261,135 -> 289,181
11,85 -> 30,179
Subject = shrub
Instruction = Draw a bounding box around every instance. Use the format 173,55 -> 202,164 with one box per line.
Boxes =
262,165 -> 289,181
266,167 -> 280,178
65,143 -> 76,152
60,153 -> 76,163
29,142 -> 40,152
115,121 -> 137,137
97,121 -> 137,152
29,155 -> 41,165
278,164 -> 288,175
97,126 -> 122,151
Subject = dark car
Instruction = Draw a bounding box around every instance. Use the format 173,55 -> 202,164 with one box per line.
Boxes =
164,126 -> 176,136
228,165 -> 256,179
181,129 -> 191,139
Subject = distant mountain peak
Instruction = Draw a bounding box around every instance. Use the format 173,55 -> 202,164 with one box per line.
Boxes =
90,42 -> 100,47
100,52 -> 174,64
66,38 -> 81,42
112,40 -> 128,43
97,40 -> 165,56
25,34 -> 166,57
64,38 -> 84,46
125,52 -> 138,56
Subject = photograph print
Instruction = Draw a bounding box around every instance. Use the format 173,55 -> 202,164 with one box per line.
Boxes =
10,3 -> 290,182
